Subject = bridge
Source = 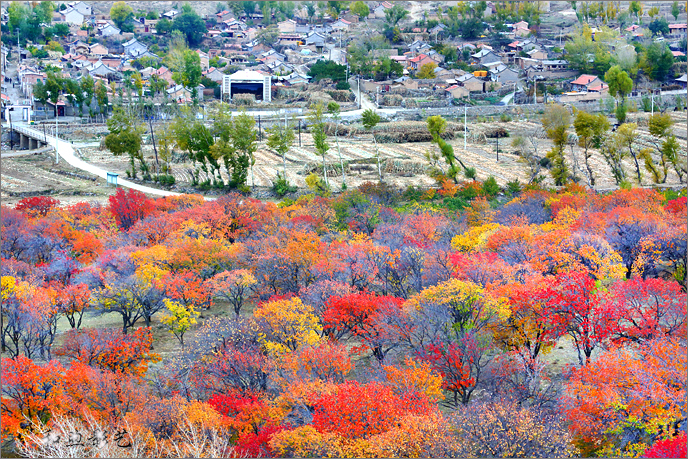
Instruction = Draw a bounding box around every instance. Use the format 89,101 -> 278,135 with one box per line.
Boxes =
6,123 -> 51,150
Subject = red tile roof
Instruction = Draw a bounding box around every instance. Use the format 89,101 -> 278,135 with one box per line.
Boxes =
409,54 -> 428,63
571,74 -> 597,85
669,23 -> 687,29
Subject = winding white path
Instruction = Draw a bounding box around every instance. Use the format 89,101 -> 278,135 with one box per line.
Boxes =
8,123 -> 188,199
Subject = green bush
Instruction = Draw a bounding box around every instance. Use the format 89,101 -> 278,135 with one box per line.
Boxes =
335,80 -> 351,90
499,113 -> 512,123
157,174 -> 176,186
403,185 -> 424,202
442,196 -> 470,212
464,167 -> 477,181
506,179 -> 522,196
273,173 -> 297,197
482,176 -> 500,197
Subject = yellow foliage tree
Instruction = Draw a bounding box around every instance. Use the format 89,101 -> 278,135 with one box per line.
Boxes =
161,299 -> 199,350
253,297 -> 323,355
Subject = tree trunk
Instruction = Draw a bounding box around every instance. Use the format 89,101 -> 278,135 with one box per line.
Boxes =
373,133 -> 382,181
335,124 -> 345,187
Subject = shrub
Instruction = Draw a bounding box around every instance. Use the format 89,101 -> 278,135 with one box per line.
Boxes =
464,167 -> 477,181
499,113 -> 512,122
506,179 -> 522,196
482,176 -> 500,198
273,173 -> 297,197
306,173 -> 330,196
15,196 -> 60,217
335,80 -> 350,90
403,185 -> 424,202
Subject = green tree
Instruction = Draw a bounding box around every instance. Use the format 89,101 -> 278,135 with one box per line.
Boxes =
110,1 -> 134,30
672,1 -> 680,20
256,25 -> 280,46
541,104 -> 571,186
232,111 -> 258,188
628,1 -> 641,23
427,115 -> 465,182
564,30 -> 597,74
350,1 -> 369,19
605,65 -> 633,106
8,2 -> 30,33
105,106 -> 146,178
385,4 -> 408,26
642,113 -> 679,184
171,10 -> 207,47
417,62 -> 438,79
156,17 -> 172,34
308,102 -> 331,188
308,60 -> 347,82
648,18 -> 670,37
361,108 -> 383,181
34,1 -> 55,24
266,117 -> 296,180
573,110 -> 610,186
643,43 -> 675,81
306,3 -> 316,22
167,38 -> 202,103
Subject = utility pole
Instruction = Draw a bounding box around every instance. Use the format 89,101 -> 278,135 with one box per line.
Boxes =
651,90 -> 654,116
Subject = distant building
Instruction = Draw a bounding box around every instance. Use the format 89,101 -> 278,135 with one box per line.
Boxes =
99,23 -> 121,37
676,73 -> 687,88
60,7 -> 85,25
445,84 -> 469,99
222,69 -> 271,102
122,38 -> 148,58
570,74 -> 608,92
68,1 -> 92,16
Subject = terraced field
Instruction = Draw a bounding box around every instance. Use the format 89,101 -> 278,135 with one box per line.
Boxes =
3,111 -> 685,205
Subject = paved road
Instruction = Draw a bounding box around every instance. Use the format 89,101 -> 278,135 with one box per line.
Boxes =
9,123 -> 188,199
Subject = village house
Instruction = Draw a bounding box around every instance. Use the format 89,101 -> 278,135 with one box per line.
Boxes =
216,10 -> 234,22
60,6 -> 84,25
278,19 -> 297,34
669,23 -> 687,37
122,38 -> 148,58
472,49 -> 502,66
408,54 -> 435,71
331,18 -> 351,31
88,61 -> 118,79
527,48 -> 548,60
68,1 -> 92,17
373,2 -> 393,19
197,50 -> 209,70
570,74 -> 608,93
99,23 -> 121,37
167,84 -> 204,103
676,73 -> 687,88
162,10 -> 179,20
202,67 -> 225,83
489,64 -> 520,85
89,43 -> 108,57
278,34 -> 302,46
457,73 -> 484,92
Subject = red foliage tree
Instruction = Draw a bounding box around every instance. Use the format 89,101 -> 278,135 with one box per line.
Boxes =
312,381 -> 434,439
607,277 -> 687,343
322,292 -> 403,362
644,431 -> 687,458
55,327 -> 160,377
15,196 -> 60,217
535,269 -> 611,365
108,187 -> 153,231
